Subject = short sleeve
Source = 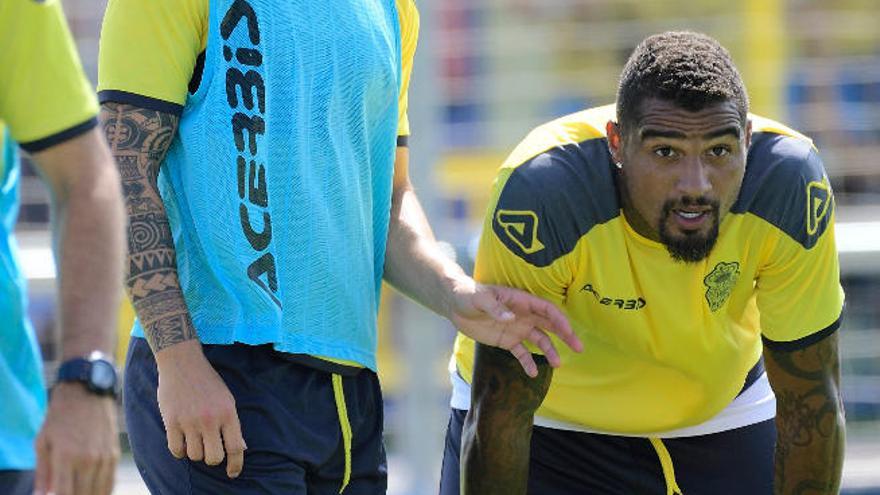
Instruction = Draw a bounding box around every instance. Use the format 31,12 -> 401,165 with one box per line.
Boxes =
755,151 -> 845,349
395,0 -> 419,141
97,0 -> 207,115
0,0 -> 98,152
474,167 -> 573,309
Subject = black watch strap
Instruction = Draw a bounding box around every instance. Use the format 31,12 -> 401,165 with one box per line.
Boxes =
56,354 -> 118,397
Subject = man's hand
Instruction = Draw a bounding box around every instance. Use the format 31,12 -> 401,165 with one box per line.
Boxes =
34,383 -> 119,495
449,278 -> 582,377
155,340 -> 247,479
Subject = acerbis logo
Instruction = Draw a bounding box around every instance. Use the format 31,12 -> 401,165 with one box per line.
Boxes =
221,0 -> 281,308
806,178 -> 832,236
496,209 -> 545,254
580,283 -> 646,310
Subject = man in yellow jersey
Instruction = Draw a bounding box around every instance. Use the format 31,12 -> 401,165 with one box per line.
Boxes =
97,0 -> 580,493
440,32 -> 845,495
0,1 -> 126,495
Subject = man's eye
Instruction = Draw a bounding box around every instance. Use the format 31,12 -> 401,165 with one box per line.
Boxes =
654,147 -> 675,158
710,146 -> 730,157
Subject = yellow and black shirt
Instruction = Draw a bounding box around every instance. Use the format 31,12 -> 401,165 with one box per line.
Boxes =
453,104 -> 844,435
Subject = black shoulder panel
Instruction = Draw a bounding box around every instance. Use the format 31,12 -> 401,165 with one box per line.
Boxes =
732,132 -> 832,249
491,138 -> 620,267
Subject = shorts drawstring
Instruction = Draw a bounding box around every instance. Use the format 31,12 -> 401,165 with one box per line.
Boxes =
332,373 -> 353,493
649,437 -> 684,495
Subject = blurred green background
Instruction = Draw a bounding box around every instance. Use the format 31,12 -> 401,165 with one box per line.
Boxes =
15,0 -> 879,493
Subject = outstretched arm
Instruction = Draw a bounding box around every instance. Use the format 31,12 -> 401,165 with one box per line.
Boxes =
461,343 -> 552,494
382,148 -> 582,376
764,332 -> 845,494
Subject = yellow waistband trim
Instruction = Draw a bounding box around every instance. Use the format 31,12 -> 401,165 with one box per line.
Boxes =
649,437 -> 684,495
332,374 -> 353,493
318,355 -> 365,369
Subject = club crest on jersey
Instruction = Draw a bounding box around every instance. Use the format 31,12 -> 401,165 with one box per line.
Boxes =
704,261 -> 740,312
495,209 -> 545,255
806,178 -> 832,236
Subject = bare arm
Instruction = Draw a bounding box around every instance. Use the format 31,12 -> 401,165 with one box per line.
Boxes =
100,103 -> 194,351
383,148 -> 581,376
461,343 -> 552,494
30,126 -> 124,495
764,332 -> 845,494
100,102 -> 245,478
31,127 -> 125,360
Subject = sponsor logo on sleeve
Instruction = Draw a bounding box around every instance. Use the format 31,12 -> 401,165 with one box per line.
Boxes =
806,178 -> 832,237
495,209 -> 546,255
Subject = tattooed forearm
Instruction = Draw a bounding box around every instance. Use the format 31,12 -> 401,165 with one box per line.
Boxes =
461,343 -> 552,495
764,333 -> 845,495
100,103 -> 197,352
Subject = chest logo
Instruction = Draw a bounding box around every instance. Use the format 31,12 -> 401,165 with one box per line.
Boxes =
806,179 -> 832,236
580,284 -> 646,310
704,261 -> 740,312
496,210 -> 545,254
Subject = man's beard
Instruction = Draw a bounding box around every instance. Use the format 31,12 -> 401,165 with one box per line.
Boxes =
658,196 -> 721,263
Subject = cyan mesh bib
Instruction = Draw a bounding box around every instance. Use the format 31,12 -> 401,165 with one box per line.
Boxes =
0,126 -> 46,469
132,0 -> 402,370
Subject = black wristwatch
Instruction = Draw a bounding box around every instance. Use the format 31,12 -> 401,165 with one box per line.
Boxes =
56,351 -> 118,398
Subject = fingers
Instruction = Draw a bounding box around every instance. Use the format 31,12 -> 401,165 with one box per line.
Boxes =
184,429 -> 205,462
72,455 -> 98,495
166,426 -> 186,459
509,343 -> 538,378
527,327 -> 561,368
96,455 -> 116,495
202,427 -> 226,467
221,419 -> 247,478
51,449 -> 74,495
497,287 -> 583,353
34,434 -> 51,495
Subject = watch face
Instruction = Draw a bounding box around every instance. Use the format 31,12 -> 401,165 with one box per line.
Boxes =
89,361 -> 117,391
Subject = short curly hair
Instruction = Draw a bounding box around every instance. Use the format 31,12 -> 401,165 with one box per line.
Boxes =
616,31 -> 749,132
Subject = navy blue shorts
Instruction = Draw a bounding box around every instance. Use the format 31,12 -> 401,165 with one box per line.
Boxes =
439,408 -> 775,495
0,470 -> 33,495
124,337 -> 387,494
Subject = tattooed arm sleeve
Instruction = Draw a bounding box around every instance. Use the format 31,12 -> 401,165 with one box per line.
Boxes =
100,103 -> 197,352
461,343 -> 552,495
764,332 -> 845,495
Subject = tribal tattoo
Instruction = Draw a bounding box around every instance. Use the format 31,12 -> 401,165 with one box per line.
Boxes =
101,103 -> 197,352
765,333 -> 845,495
461,343 -> 552,495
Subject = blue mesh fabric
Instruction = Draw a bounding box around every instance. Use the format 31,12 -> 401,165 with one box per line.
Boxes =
0,127 -> 46,469
132,0 -> 402,371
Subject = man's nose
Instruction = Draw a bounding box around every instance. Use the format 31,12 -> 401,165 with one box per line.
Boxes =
676,157 -> 712,198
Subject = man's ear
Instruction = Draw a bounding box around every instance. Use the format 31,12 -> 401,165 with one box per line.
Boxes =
745,119 -> 753,150
606,120 -> 624,166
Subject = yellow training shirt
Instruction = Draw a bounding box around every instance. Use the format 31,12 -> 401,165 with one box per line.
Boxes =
0,0 -> 98,170
453,105 -> 844,434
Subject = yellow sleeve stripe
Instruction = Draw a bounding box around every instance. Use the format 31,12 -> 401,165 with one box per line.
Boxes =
98,90 -> 184,116
501,104 -> 615,170
396,0 -> 419,138
749,113 -> 817,150
19,117 -> 98,153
